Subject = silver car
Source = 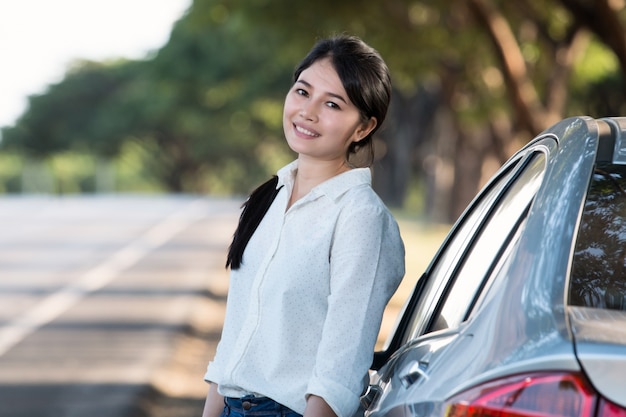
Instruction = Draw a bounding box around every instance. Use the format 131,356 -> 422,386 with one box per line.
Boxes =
364,116 -> 626,417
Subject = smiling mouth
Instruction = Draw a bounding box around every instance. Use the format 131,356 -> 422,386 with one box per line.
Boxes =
295,124 -> 320,138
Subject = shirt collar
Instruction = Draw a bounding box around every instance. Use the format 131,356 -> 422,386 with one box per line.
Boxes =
276,160 -> 371,203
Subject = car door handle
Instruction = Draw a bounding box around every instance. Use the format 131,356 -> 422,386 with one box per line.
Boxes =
399,360 -> 429,388
360,384 -> 382,409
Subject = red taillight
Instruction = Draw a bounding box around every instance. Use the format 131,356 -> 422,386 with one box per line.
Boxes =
445,373 -> 601,417
599,399 -> 626,417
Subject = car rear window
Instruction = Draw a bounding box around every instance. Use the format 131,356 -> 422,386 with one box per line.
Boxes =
569,162 -> 626,311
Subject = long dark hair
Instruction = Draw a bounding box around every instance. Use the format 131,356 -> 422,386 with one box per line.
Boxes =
226,35 -> 391,269
226,176 -> 282,270
293,34 -> 392,167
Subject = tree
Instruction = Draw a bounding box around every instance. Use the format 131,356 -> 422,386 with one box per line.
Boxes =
440,0 -> 626,220
2,60 -> 138,157
3,0 -> 626,217
2,3 -> 296,193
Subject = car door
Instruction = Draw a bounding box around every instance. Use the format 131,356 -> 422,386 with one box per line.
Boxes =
364,136 -> 555,417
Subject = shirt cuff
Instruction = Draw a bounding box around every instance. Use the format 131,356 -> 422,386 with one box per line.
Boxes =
306,375 -> 361,417
204,360 -> 221,384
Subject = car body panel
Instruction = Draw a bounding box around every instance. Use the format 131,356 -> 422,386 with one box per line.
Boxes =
570,307 -> 626,407
366,116 -> 626,417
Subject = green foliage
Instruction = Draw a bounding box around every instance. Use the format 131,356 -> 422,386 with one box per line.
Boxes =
0,148 -> 177,195
0,153 -> 23,193
2,0 -> 626,204
2,60 -> 139,157
1,0 -> 299,194
567,37 -> 624,117
113,141 -> 167,193
575,40 -> 620,84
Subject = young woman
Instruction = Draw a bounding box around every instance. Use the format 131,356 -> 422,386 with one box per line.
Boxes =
202,34 -> 405,417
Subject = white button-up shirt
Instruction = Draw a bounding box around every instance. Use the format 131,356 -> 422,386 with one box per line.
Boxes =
205,161 -> 405,417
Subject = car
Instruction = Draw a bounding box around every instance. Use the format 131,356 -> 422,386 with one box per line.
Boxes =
363,116 -> 626,417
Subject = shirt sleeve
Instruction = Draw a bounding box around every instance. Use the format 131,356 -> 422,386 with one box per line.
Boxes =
305,199 -> 405,417
204,358 -> 221,384
204,334 -> 229,385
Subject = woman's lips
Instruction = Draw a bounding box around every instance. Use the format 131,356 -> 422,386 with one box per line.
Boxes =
294,123 -> 320,138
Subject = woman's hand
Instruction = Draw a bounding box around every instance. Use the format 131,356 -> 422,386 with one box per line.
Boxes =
303,395 -> 338,417
202,383 -> 224,417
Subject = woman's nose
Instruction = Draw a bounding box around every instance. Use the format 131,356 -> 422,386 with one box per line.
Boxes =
299,102 -> 317,121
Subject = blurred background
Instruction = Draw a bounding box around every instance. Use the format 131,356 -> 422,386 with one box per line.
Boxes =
2,0 -> 625,222
1,0 -> 626,416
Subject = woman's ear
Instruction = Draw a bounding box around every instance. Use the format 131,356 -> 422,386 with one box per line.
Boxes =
354,117 -> 378,142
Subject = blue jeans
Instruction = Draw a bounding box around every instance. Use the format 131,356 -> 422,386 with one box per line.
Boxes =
221,396 -> 302,417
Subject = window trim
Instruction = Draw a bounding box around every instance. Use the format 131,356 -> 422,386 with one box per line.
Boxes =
425,150 -> 547,334
373,137 -> 555,368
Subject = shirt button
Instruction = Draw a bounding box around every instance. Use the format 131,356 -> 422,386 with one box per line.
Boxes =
242,401 -> 252,410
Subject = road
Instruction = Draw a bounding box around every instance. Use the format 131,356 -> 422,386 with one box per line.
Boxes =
0,195 -> 241,417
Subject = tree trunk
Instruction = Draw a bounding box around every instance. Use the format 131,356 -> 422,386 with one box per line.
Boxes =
373,85 -> 440,208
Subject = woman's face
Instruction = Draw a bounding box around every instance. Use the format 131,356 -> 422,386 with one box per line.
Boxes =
283,57 -> 376,165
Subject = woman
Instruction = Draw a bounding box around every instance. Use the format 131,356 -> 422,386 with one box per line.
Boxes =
202,34 -> 405,417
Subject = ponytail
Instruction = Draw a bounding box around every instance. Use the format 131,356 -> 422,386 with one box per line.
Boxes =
226,176 -> 282,269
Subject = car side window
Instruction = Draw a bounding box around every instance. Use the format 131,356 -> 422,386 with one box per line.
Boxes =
428,152 -> 546,332
569,163 -> 626,311
403,150 -> 547,342
400,161 -> 518,343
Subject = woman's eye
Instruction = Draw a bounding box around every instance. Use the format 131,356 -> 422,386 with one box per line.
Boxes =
295,88 -> 308,96
326,101 -> 340,110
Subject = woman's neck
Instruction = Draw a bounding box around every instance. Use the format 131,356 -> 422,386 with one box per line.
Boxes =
287,158 -> 351,209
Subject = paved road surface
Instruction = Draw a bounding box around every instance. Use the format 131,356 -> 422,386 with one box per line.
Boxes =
0,195 -> 241,417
